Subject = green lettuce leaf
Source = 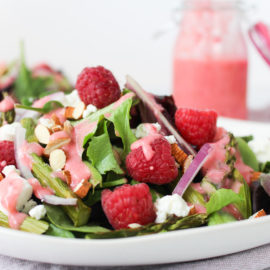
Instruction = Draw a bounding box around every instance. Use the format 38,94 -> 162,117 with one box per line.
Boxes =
206,188 -> 244,215
87,121 -> 124,175
208,211 -> 236,226
21,118 -> 38,143
105,96 -> 136,156
236,137 -> 259,171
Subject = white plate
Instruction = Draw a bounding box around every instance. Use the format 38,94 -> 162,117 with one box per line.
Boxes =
1,117 -> 270,266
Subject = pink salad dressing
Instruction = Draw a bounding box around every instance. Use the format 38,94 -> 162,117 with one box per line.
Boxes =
28,178 -> 54,199
43,108 -> 66,124
131,123 -> 164,160
49,130 -> 70,142
191,183 -> 205,194
33,96 -> 51,108
62,121 -> 97,190
112,92 -> 135,110
0,172 -> 28,229
173,0 -> 248,119
234,151 -> 253,186
19,141 -> 44,169
203,133 -> 230,185
0,96 -> 15,112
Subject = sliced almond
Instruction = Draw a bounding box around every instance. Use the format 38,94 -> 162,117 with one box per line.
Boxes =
171,143 -> 188,166
74,179 -> 92,198
49,149 -> 66,171
51,114 -> 61,126
251,209 -> 266,219
251,171 -> 261,182
188,205 -> 196,216
51,125 -> 63,133
63,170 -> 72,186
183,155 -> 194,173
72,101 -> 85,120
65,102 -> 85,120
44,137 -> 71,156
35,124 -> 51,145
63,120 -> 73,135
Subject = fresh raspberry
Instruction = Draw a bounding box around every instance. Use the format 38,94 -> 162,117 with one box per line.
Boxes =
101,183 -> 156,229
75,66 -> 121,109
126,137 -> 178,185
175,108 -> 217,147
0,141 -> 16,174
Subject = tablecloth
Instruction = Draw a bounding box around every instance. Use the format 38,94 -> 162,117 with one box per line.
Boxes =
1,242 -> 270,270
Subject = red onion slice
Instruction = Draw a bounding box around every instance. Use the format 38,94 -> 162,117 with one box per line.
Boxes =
125,75 -> 196,155
259,173 -> 270,197
249,22 -> 270,67
42,195 -> 77,206
14,125 -> 34,179
173,143 -> 212,196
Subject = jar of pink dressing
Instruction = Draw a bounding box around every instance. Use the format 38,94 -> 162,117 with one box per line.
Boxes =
173,0 -> 248,119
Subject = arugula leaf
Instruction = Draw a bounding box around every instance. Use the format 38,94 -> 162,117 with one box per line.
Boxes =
16,100 -> 63,114
105,96 -> 136,157
14,47 -> 53,105
45,204 -> 109,233
239,135 -> 254,143
85,214 -> 207,239
87,121 -> 124,175
208,211 -> 236,226
236,137 -> 259,171
206,189 -> 244,215
45,224 -> 75,238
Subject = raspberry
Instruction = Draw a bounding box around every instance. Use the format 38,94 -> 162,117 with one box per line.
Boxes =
175,108 -> 217,147
101,183 -> 156,229
126,137 -> 178,185
0,141 -> 16,174
75,66 -> 121,109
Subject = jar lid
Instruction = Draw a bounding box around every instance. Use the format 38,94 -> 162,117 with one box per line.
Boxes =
249,22 -> 270,66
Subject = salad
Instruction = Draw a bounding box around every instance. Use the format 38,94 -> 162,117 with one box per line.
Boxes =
0,52 -> 269,239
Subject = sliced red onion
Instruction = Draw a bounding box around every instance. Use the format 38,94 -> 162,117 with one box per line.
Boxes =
14,125 -> 34,179
173,143 -> 212,196
42,195 -> 77,206
249,22 -> 270,67
125,75 -> 196,155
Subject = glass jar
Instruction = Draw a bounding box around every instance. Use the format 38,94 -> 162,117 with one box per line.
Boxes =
173,0 -> 248,119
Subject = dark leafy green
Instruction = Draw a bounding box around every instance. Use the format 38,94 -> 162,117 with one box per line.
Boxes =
14,46 -> 53,105
45,204 -> 109,233
45,224 -> 75,238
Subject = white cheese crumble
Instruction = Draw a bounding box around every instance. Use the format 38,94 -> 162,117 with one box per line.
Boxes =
135,123 -> 161,138
2,165 -> 20,177
63,90 -> 82,107
248,137 -> 270,163
154,194 -> 190,223
29,205 -> 46,220
0,122 -> 22,141
128,223 -> 142,229
165,135 -> 177,144
16,180 -> 33,212
83,104 -> 97,118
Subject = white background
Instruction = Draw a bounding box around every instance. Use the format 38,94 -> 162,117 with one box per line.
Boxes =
0,0 -> 269,111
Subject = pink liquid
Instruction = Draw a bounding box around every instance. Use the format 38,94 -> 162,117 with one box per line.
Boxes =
173,58 -> 248,118
173,1 -> 248,119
